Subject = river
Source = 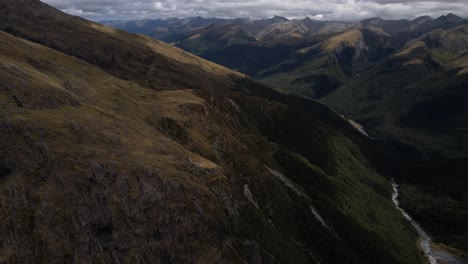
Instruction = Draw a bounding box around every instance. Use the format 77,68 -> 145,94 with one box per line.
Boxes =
391,178 -> 468,264
343,117 -> 468,264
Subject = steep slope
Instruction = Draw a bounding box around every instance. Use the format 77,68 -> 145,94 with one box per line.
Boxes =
0,28 -> 428,263
448,51 -> 468,74
0,1 -> 432,263
0,0 -> 244,91
104,12 -> 468,256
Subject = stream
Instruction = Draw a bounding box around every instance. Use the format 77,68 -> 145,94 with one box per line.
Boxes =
343,117 -> 468,264
391,178 -> 468,264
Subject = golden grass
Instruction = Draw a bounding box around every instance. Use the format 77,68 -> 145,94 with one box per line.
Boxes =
137,34 -> 244,79
157,90 -> 206,106
89,19 -> 243,79
323,30 -> 364,51
447,51 -> 468,74
0,1 -> 245,92
403,58 -> 425,65
395,41 -> 427,57
0,29 -> 217,172
90,23 -> 120,34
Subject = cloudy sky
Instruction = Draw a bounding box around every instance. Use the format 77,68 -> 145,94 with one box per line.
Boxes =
41,0 -> 468,21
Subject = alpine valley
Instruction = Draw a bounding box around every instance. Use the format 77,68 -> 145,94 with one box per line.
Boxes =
0,0 -> 466,263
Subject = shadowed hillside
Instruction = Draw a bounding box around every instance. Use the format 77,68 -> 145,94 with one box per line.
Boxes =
0,1 -> 435,263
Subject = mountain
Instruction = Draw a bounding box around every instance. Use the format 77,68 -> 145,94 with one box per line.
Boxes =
101,17 -> 235,40
323,21 -> 468,157
106,14 -> 466,97
169,22 -> 257,55
105,12 -> 468,259
259,27 -> 396,97
320,20 -> 468,256
106,16 -> 359,44
122,14 -> 468,132
0,1 -> 244,91
0,1 -> 439,263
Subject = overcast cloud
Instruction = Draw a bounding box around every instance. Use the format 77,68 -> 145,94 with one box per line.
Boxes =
41,0 -> 468,21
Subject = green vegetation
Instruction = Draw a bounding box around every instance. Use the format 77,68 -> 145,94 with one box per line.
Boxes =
195,86 -> 427,263
320,25 -> 468,257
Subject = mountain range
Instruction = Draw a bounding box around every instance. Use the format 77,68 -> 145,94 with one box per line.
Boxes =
103,13 -> 468,161
102,16 -> 468,154
0,0 -> 467,263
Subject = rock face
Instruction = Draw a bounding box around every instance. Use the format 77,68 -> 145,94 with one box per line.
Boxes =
0,1 -> 431,263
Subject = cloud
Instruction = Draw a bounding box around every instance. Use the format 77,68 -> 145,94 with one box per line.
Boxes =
40,0 -> 468,21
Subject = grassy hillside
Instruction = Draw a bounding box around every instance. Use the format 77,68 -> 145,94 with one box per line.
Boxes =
0,0 -> 244,91
0,7 -> 429,263
105,11 -> 468,258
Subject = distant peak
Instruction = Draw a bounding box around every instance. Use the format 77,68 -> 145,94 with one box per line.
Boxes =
447,13 -> 460,18
271,15 -> 289,22
437,13 -> 463,23
414,15 -> 432,20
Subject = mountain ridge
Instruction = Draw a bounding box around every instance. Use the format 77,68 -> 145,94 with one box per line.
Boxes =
0,0 -> 436,263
